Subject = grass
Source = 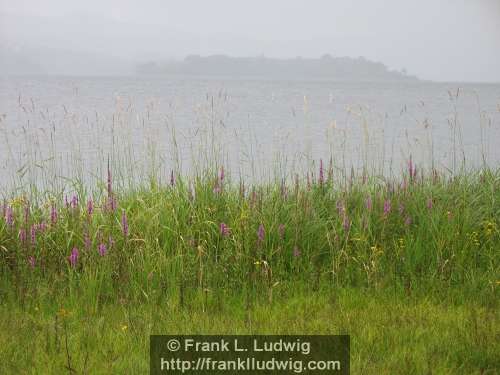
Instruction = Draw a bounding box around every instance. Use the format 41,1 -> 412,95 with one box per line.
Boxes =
1,165 -> 499,374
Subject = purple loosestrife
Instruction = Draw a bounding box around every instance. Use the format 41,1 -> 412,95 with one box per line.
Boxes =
257,224 -> 265,244
170,170 -> 175,187
293,246 -> 301,257
319,159 -> 324,185
30,225 -> 36,246
343,215 -> 351,232
219,222 -> 230,237
427,198 -> 433,210
408,156 -> 417,182
107,166 -> 113,197
121,210 -> 129,238
365,196 -> 373,211
405,216 -> 412,227
71,195 -> 78,209
19,229 -> 27,244
383,199 -> 391,216
68,247 -> 79,267
50,204 -> 58,225
84,230 -> 91,250
278,224 -> 285,240
108,195 -> 117,212
98,243 -> 107,257
6,206 -> 14,228
87,199 -> 94,216
219,166 -> 225,183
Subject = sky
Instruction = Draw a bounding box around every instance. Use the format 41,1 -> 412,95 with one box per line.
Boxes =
1,0 -> 499,81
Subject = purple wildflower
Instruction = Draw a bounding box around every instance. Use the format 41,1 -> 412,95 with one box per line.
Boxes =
98,243 -> 107,257
19,229 -> 27,244
405,216 -> 412,226
28,256 -> 36,269
293,246 -> 301,257
427,198 -> 433,210
68,247 -> 79,267
84,230 -> 91,250
87,199 -> 94,216
408,156 -> 417,182
121,210 -> 129,237
219,222 -> 230,237
50,204 -> 58,225
30,225 -> 36,245
343,215 -> 351,231
383,199 -> 391,216
257,224 -> 265,244
278,224 -> 285,240
108,195 -> 117,212
71,195 -> 78,209
219,166 -> 225,182
5,206 -> 14,227
319,159 -> 324,185
170,170 -> 175,187
365,196 -> 372,211
107,166 -> 113,197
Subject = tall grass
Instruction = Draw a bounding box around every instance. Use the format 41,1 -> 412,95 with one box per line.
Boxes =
0,83 -> 499,373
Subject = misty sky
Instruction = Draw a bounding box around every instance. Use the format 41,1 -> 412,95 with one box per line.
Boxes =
1,0 -> 499,81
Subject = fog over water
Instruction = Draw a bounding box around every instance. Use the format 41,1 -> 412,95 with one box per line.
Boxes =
1,0 -> 500,82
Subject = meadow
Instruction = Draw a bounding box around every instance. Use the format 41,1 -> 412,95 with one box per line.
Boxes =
0,162 -> 499,374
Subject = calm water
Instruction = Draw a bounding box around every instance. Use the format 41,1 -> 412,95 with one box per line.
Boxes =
0,75 -> 499,191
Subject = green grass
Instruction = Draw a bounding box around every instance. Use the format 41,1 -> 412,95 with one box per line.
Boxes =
1,167 -> 499,374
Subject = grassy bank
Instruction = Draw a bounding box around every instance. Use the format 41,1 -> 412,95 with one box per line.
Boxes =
1,166 -> 499,374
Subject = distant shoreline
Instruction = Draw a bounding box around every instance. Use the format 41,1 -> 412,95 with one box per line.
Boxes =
135,54 -> 420,82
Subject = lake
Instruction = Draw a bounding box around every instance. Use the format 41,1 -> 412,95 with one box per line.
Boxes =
0,75 -> 499,191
